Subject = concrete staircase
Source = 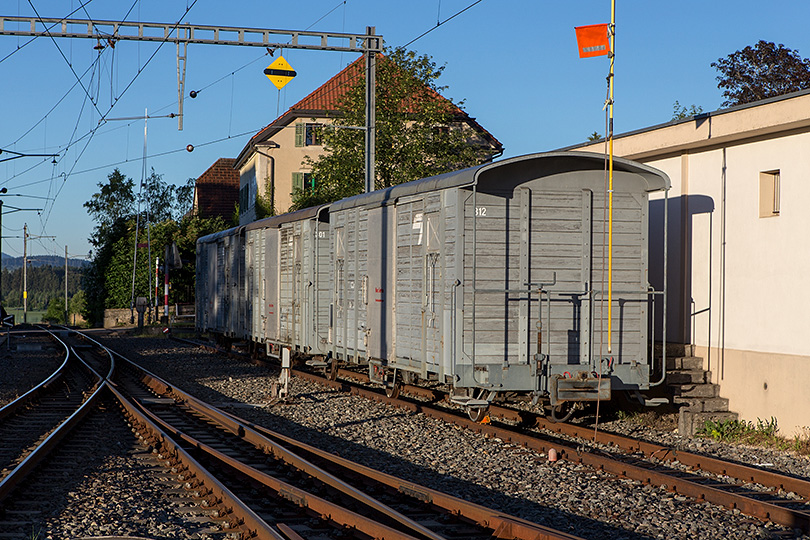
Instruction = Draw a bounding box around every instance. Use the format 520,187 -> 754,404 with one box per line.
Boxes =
665,345 -> 738,436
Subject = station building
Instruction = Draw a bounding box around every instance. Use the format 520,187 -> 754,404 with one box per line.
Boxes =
568,89 -> 810,436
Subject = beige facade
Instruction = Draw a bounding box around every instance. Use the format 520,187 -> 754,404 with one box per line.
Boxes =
235,57 -> 502,225
577,92 -> 810,436
236,118 -> 332,223
570,90 -> 810,437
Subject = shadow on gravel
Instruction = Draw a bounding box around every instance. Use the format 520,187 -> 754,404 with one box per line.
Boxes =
239,406 -> 658,540
100,337 -> 662,540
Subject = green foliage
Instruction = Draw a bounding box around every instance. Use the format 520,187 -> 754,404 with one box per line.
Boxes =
587,131 -> 603,142
1,265 -> 83,311
69,289 -> 85,316
83,168 -> 136,247
712,40 -> 810,107
255,178 -> 276,220
671,100 -> 704,120
231,203 -> 241,227
176,177 -> 196,217
694,416 -> 810,454
42,296 -> 66,323
82,169 -> 228,326
292,46 -> 495,210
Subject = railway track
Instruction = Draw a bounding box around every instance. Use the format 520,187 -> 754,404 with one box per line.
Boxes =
183,337 -> 810,535
0,327 -> 580,540
0,329 -> 106,498
97,336 -> 583,540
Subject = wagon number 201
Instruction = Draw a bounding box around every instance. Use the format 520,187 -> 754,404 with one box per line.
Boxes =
475,207 -> 488,217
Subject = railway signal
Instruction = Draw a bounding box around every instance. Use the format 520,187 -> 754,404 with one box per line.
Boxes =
264,56 -> 297,90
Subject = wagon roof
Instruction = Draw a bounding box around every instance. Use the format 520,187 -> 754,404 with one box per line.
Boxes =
197,205 -> 330,245
243,205 -> 328,231
196,224 -> 244,245
328,151 -> 670,212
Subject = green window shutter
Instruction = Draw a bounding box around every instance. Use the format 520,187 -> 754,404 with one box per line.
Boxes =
304,173 -> 315,191
292,172 -> 304,191
294,123 -> 304,147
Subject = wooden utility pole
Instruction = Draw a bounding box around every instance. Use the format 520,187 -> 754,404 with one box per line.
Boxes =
23,225 -> 27,323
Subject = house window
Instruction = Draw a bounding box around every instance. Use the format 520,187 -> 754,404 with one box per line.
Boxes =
239,184 -> 250,215
759,170 -> 780,218
292,172 -> 315,192
295,123 -> 322,147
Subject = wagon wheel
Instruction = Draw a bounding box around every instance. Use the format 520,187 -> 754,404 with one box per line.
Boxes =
324,358 -> 338,381
467,404 -> 489,423
550,401 -> 575,423
385,380 -> 401,399
466,388 -> 491,423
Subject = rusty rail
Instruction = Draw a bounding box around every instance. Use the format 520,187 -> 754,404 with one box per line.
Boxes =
182,337 -> 810,533
289,367 -> 810,533
0,329 -> 106,502
106,383 -> 284,540
222,407 -> 585,540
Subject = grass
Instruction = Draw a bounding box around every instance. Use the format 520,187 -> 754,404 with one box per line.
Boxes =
697,417 -> 810,455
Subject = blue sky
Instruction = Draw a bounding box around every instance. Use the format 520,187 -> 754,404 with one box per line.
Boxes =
2,0 -> 809,260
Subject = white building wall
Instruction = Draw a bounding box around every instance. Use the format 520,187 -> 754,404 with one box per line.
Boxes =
643,133 -> 810,436
572,92 -> 810,435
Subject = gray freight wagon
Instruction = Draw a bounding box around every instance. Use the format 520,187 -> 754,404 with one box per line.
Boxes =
197,151 -> 670,419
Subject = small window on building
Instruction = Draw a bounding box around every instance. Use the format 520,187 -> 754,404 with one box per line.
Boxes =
239,184 -> 250,215
294,123 -> 322,147
292,172 -> 315,192
759,170 -> 780,218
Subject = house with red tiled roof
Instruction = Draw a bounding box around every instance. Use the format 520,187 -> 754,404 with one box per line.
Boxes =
234,56 -> 502,224
192,157 -> 239,221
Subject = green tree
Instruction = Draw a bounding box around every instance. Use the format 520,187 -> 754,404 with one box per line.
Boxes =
83,168 -> 135,247
143,169 -> 176,222
175,177 -> 196,218
587,131 -> 603,142
293,46 -> 496,209
712,40 -> 810,107
255,179 -> 276,220
43,296 -> 65,323
671,100 -> 704,120
82,169 -> 227,326
69,290 -> 85,324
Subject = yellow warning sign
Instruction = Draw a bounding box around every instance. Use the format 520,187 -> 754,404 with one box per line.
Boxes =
264,56 -> 297,90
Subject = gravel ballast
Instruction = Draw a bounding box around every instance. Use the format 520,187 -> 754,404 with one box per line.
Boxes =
93,334 -> 810,540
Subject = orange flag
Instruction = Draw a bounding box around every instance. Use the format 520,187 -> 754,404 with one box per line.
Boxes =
575,24 -> 610,58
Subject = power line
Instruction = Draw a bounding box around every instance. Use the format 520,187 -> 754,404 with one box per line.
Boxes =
2,58 -> 100,148
403,0 -> 484,48
27,0 -> 104,118
0,0 -> 95,65
40,1 -> 201,229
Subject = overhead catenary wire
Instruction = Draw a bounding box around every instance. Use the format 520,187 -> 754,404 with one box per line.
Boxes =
403,0 -> 483,48
38,0 -> 200,230
8,0 -> 353,169
0,0 -> 95,65
9,0 -> 363,252
10,122 -> 294,190
27,0 -> 104,119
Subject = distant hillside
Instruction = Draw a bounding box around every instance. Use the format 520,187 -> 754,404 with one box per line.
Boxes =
1,253 -> 90,271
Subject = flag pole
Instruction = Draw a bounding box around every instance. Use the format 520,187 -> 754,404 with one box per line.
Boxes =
607,0 -> 616,354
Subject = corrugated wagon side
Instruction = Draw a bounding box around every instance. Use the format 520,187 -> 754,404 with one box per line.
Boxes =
324,152 -> 669,416
452,153 -> 669,416
196,225 -> 244,337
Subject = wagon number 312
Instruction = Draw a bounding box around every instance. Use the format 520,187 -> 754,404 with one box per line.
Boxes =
475,207 -> 488,217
